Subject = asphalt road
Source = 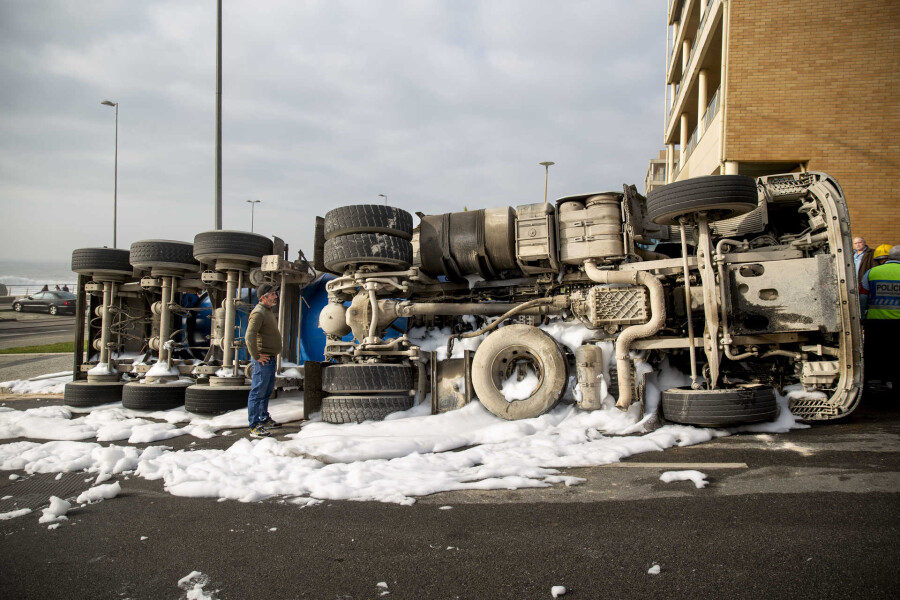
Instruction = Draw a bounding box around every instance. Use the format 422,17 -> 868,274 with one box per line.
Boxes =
0,306 -> 76,350
1,390 -> 898,599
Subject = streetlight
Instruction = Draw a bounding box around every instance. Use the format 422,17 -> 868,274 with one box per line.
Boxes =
101,100 -> 119,247
539,161 -> 555,205
378,193 -> 387,205
246,199 -> 261,232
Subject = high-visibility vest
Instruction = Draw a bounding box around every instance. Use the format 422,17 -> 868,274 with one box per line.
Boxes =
866,262 -> 900,320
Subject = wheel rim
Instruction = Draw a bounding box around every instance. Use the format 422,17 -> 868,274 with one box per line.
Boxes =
488,345 -> 545,398
471,324 -> 568,420
50,306 -> 57,314
13,304 -> 20,311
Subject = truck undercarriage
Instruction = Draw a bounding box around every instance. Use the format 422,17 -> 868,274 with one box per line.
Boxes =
314,172 -> 863,426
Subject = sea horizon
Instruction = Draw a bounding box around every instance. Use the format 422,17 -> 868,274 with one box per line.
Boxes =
0,259 -> 78,291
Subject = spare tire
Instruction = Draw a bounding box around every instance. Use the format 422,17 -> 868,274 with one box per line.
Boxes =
647,175 -> 758,226
322,364 -> 415,394
130,240 -> 200,271
323,233 -> 412,272
71,248 -> 132,277
660,385 -> 778,427
322,394 -> 414,424
193,230 -> 273,265
471,324 -> 568,420
324,205 -> 413,241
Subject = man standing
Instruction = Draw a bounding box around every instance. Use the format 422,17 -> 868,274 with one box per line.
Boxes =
860,245 -> 900,392
245,283 -> 283,437
853,237 -> 874,284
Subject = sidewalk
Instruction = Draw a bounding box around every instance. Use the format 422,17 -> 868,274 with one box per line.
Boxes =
0,354 -> 72,384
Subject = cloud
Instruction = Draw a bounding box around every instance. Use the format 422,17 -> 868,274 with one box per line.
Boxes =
0,0 -> 665,262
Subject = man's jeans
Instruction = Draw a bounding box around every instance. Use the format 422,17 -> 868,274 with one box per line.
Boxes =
248,358 -> 276,427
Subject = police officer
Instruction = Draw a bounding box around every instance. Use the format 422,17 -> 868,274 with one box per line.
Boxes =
860,245 -> 900,392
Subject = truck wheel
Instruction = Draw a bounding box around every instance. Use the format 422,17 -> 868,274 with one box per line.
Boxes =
323,232 -> 412,272
185,384 -> 249,415
660,385 -> 778,427
321,395 -> 414,424
324,205 -> 413,241
130,240 -> 200,271
471,324 -> 568,420
64,381 -> 125,407
71,248 -> 132,277
121,381 -> 189,410
322,364 -> 415,394
193,230 -> 273,265
646,175 -> 758,226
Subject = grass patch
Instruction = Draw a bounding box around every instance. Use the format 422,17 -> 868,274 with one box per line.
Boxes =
0,341 -> 83,355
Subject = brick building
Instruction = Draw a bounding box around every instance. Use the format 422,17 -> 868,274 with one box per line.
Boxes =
648,0 -> 900,245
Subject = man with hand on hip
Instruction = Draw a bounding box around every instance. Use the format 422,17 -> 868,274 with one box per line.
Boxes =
246,283 -> 283,437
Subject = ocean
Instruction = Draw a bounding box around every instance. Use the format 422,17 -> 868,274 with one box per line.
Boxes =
0,260 -> 78,296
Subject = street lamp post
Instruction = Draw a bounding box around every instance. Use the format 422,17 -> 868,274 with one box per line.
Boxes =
101,100 -> 119,247
539,161 -> 555,205
378,193 -> 387,205
246,199 -> 261,232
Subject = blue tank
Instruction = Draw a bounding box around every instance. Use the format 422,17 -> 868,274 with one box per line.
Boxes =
180,273 -> 406,364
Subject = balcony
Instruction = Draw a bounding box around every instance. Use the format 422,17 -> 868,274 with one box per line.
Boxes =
665,0 -> 722,138
676,88 -> 722,179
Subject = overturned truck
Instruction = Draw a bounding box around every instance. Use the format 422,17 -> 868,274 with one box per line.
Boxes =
313,172 -> 863,427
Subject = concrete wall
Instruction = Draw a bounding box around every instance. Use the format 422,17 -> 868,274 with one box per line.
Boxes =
725,0 -> 900,245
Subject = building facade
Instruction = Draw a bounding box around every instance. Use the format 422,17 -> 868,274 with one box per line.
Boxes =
652,0 -> 900,245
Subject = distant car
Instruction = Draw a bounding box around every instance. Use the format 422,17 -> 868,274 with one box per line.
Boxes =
11,291 -> 77,315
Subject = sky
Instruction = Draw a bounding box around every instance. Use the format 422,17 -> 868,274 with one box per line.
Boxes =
0,0 -> 666,265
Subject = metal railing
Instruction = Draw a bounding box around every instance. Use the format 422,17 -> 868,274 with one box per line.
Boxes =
702,87 -> 720,131
699,0 -> 715,36
1,283 -> 79,298
677,86 -> 721,173
682,124 -> 701,165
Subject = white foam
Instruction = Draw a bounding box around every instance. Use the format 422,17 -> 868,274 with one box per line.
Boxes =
0,508 -> 32,520
76,481 -> 122,504
660,470 -> 708,489
39,496 -> 71,523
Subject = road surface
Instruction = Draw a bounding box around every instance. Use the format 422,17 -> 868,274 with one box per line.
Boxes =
0,390 -> 897,599
0,307 -> 76,350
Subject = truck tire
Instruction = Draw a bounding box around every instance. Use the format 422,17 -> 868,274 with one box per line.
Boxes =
121,381 -> 189,410
322,364 -> 415,394
323,233 -> 412,272
185,384 -> 249,415
63,381 -> 125,407
193,230 -> 273,265
71,248 -> 132,277
646,175 -> 758,226
660,385 -> 778,427
471,324 -> 568,420
130,240 -> 200,271
321,395 -> 414,424
324,205 -> 413,241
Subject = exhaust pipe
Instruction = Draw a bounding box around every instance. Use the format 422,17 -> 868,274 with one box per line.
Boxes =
583,260 -> 666,410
